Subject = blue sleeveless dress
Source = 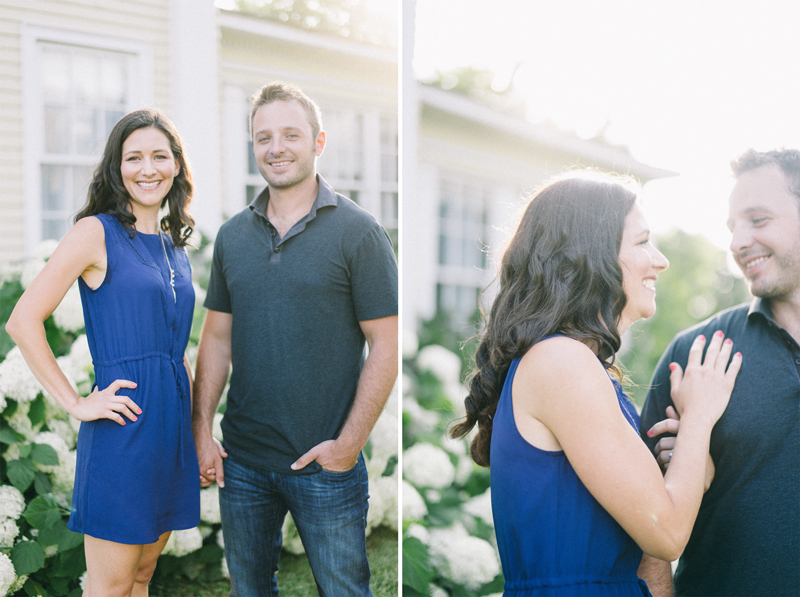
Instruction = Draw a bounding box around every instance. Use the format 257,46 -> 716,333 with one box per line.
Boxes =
68,213 -> 200,544
490,357 -> 652,596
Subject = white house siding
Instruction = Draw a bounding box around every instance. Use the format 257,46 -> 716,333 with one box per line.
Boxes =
0,0 -> 171,262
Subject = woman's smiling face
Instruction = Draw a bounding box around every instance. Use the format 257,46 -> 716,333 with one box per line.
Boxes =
618,202 -> 669,333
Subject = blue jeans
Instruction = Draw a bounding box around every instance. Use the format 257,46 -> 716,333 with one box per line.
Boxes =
219,452 -> 373,597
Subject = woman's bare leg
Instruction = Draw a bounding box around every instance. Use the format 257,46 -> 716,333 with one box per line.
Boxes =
131,532 -> 171,597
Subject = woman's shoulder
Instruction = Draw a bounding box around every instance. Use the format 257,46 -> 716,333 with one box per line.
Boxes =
516,336 -> 610,399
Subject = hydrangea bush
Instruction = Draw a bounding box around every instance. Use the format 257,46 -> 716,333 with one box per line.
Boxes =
402,330 -> 503,597
0,240 -> 399,596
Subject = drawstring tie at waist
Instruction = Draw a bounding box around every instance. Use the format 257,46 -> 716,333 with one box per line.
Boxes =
93,352 -> 189,468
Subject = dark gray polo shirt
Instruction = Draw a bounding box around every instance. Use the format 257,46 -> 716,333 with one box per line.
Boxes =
640,299 -> 800,596
205,176 -> 398,474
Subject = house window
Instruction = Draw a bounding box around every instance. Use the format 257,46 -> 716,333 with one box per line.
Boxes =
39,44 -> 131,240
436,179 -> 490,318
21,25 -> 151,254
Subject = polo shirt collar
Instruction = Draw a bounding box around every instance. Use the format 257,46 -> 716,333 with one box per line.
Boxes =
748,297 -> 776,324
248,174 -> 338,222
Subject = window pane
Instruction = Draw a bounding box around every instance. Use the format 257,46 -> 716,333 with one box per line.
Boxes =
42,217 -> 70,242
74,107 -> 103,155
381,191 -> 397,226
42,165 -> 70,211
101,55 -> 127,105
248,140 -> 258,175
44,105 -> 72,154
104,110 -> 124,139
41,51 -> 69,103
73,166 -> 94,212
73,52 -> 100,104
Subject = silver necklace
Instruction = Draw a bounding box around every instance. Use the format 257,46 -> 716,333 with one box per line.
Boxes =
159,231 -> 176,303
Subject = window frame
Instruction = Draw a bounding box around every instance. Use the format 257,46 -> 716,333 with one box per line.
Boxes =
21,23 -> 153,256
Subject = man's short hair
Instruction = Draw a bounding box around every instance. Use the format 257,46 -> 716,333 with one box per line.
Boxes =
731,148 -> 800,203
249,82 -> 323,140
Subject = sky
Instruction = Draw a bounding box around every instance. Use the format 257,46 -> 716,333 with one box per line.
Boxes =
413,0 -> 800,254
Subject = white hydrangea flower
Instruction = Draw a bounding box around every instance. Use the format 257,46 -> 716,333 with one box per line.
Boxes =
66,335 -> 93,381
212,412 -> 224,442
79,571 -> 87,589
53,282 -> 85,333
0,553 -> 15,596
162,527 -> 203,557
416,345 -> 462,386
365,479 -> 387,536
9,573 -> 27,594
202,241 -> 215,262
424,489 -> 441,504
0,391 -> 6,414
2,445 -> 20,463
198,525 -> 213,540
429,524 -> 500,591
440,431 -> 467,455
402,442 -> 455,489
402,329 -> 419,359
47,419 -> 78,450
280,512 -> 305,555
454,453 -> 475,486
0,485 -> 26,520
192,282 -> 207,307
401,373 -> 415,399
7,407 -> 40,443
20,258 -> 47,289
401,480 -> 427,522
32,431 -> 68,474
464,488 -> 494,527
430,585 -> 448,597
32,239 -> 59,261
405,523 -> 429,545
366,410 -> 398,479
221,556 -> 229,579
0,519 -> 19,549
43,543 -> 58,558
51,450 -> 77,496
199,485 -> 221,524
216,529 -> 224,550
402,397 -> 440,434
0,347 -> 44,404
377,474 -> 398,531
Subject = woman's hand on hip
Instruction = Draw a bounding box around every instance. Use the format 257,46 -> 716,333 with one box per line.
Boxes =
69,379 -> 141,425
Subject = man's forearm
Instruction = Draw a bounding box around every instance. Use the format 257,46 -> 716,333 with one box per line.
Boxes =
638,553 -> 673,597
192,315 -> 232,435
337,326 -> 398,453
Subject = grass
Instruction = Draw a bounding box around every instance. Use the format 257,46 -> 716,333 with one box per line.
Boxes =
149,526 -> 398,596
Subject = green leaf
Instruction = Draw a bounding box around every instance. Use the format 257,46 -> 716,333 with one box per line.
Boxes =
31,443 -> 59,466
402,537 -> 434,595
10,540 -> 45,575
49,545 -> 86,579
7,458 -> 36,492
19,444 -> 32,458
23,494 -> 63,529
199,543 -> 224,563
0,427 -> 24,445
38,521 -> 82,553
24,577 -> 49,597
34,470 -> 53,495
28,395 -> 46,427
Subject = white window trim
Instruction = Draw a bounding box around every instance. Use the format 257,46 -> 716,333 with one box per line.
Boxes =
21,23 -> 153,256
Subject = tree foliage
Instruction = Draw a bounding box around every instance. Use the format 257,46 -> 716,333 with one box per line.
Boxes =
234,0 -> 396,47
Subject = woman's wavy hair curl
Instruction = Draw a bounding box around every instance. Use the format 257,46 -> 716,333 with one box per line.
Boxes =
75,109 -> 194,248
450,172 -> 638,467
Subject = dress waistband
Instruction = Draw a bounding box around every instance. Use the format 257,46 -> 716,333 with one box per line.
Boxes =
94,352 -> 189,468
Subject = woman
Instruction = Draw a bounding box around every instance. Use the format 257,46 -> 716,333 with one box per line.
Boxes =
451,173 -> 740,596
6,109 -> 200,597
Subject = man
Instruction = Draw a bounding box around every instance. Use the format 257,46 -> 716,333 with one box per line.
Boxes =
639,148 -> 800,596
192,82 -> 398,596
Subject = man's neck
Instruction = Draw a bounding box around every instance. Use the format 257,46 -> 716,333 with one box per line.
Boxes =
266,175 -> 319,238
767,291 -> 800,344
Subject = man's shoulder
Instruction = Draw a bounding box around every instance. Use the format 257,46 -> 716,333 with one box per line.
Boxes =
326,192 -> 381,228
218,207 -> 257,234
